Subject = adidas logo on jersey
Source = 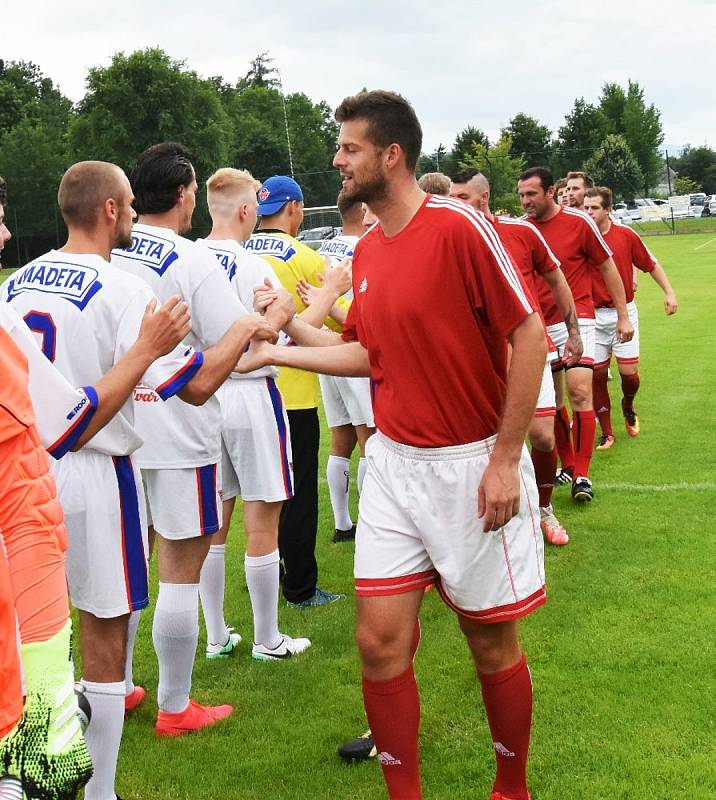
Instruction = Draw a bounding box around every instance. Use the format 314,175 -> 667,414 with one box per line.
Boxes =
358,276 -> 368,293
377,752 -> 402,766
493,741 -> 515,757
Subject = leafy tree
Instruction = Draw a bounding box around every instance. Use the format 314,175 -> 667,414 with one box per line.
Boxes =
221,85 -> 340,205
69,49 -> 233,180
239,52 -> 280,90
448,125 -> 489,177
461,135 -> 524,215
599,83 -> 627,134
673,176 -> 701,195
620,82 -> 663,195
583,134 -> 643,202
671,146 -> 716,194
501,113 -> 552,168
554,98 -> 609,174
0,60 -> 72,137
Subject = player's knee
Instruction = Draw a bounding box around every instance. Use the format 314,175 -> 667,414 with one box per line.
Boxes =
568,383 -> 591,409
356,622 -> 406,672
529,424 -> 554,452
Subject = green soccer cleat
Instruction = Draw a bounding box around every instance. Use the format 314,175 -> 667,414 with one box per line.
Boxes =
0,620 -> 93,800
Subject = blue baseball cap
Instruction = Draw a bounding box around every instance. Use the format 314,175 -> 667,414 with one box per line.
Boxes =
257,175 -> 304,216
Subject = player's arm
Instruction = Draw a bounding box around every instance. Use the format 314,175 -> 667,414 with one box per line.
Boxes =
177,314 -> 279,405
478,312 -> 546,532
236,338 -> 370,377
648,261 -> 678,315
72,296 -> 191,449
540,268 -> 582,365
595,256 -> 633,342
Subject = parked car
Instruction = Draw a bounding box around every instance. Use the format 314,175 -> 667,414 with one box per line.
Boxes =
706,195 -> 716,217
297,226 -> 338,250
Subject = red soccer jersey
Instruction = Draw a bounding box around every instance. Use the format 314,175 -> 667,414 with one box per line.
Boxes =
530,206 -> 612,325
342,195 -> 536,448
591,223 -> 655,307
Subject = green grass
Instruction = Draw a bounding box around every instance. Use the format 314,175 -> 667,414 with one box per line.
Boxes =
16,234 -> 716,799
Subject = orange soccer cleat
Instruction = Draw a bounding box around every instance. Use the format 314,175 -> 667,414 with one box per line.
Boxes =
155,699 -> 233,737
539,507 -> 569,546
124,686 -> 147,713
622,401 -> 640,437
596,433 -> 615,450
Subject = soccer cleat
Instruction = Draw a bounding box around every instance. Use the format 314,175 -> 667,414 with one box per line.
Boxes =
287,587 -> 345,609
554,467 -> 573,486
252,633 -> 312,661
206,630 -> 242,660
596,433 -> 615,450
490,793 -> 532,800
124,685 -> 147,713
539,507 -> 569,546
155,699 -> 233,737
338,729 -> 377,762
333,524 -> 357,543
623,404 -> 640,437
571,476 -> 594,503
0,621 -> 93,800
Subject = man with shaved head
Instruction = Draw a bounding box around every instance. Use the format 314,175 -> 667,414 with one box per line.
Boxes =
2,160 -> 273,799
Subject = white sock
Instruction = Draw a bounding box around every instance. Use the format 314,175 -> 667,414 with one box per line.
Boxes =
80,679 -> 125,800
327,455 -> 352,530
152,582 -> 199,713
124,610 -> 141,696
358,457 -> 367,494
199,544 -> 228,646
245,550 -> 281,649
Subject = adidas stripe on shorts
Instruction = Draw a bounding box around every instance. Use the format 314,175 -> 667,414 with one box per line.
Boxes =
594,301 -> 640,368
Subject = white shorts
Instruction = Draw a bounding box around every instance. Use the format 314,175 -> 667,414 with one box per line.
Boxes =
354,431 -> 546,622
53,450 -> 148,618
535,360 -> 556,417
319,374 -> 375,429
546,318 -> 596,369
142,463 -> 221,540
219,377 -> 293,503
594,301 -> 640,368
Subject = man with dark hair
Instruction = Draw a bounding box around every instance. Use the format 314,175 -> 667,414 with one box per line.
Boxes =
244,175 -> 345,607
449,170 -> 581,545
518,166 -> 633,502
584,187 -> 677,447
565,171 -> 594,210
553,178 -> 568,207
112,144 -> 281,738
241,89 -> 547,800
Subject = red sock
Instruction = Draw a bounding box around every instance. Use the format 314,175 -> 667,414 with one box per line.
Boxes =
593,368 -> 613,437
479,654 -> 533,800
620,372 -> 640,410
554,406 -> 574,471
363,665 -> 422,799
572,410 -> 597,479
530,446 -> 557,508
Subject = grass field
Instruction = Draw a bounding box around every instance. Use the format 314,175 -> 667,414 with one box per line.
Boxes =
3,233 -> 715,799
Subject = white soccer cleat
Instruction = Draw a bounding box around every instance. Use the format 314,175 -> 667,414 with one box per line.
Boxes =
252,634 -> 311,661
206,630 -> 242,659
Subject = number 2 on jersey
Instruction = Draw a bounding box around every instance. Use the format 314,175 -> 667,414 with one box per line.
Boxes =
24,310 -> 57,362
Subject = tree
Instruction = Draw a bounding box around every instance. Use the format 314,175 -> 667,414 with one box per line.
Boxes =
620,81 -> 663,195
461,135 -> 524,215
671,146 -> 716,194
238,52 -> 280,90
554,98 -> 609,174
0,60 -> 72,137
599,83 -> 627,134
501,113 -> 552,168
69,49 -> 233,180
221,85 -> 340,206
583,135 -> 644,202
673,176 -> 701,195
449,125 -> 490,176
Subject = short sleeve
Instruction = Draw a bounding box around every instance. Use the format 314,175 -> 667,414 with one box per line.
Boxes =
630,233 -> 657,273
189,253 -> 250,347
341,299 -> 361,344
114,286 -> 203,402
581,217 -> 613,265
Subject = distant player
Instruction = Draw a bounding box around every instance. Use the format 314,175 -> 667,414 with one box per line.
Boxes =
518,167 -> 633,502
565,171 -> 593,211
245,175 -> 345,609
300,192 -> 376,542
196,166 -> 311,660
450,169 -> 582,544
584,187 -> 678,447
554,178 -> 568,207
112,144 -> 280,739
241,89 -> 547,800
417,171 -> 451,195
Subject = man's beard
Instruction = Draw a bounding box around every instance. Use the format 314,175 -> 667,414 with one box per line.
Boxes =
114,225 -> 133,251
345,168 -> 389,206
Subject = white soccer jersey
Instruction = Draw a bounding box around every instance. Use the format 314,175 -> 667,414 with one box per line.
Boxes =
317,234 -> 359,266
0,251 -> 202,458
196,237 -> 279,380
111,223 -> 249,468
0,304 -> 98,458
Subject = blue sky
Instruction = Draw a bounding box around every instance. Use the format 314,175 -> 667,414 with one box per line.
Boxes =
4,0 -> 714,156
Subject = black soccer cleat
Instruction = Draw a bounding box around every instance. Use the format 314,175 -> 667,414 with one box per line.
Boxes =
338,730 -> 376,762
571,476 -> 594,503
555,467 -> 573,486
333,525 -> 357,543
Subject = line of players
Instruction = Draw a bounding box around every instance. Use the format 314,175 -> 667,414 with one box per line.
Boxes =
0,99 -> 677,800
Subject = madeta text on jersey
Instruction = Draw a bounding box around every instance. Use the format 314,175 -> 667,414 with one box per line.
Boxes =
244,236 -> 297,262
6,261 -> 102,310
121,233 -> 178,276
